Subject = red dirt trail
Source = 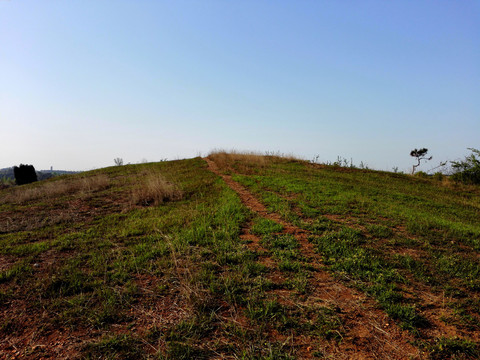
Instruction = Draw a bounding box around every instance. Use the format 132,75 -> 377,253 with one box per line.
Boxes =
205,157 -> 423,360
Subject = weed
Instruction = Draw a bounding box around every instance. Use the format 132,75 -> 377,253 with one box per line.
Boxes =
44,266 -> 95,298
428,337 -> 479,359
313,306 -> 344,340
366,224 -> 394,238
82,334 -> 145,360
284,272 -> 309,294
162,342 -> 211,359
245,299 -> 297,330
262,234 -> 299,251
0,259 -> 33,283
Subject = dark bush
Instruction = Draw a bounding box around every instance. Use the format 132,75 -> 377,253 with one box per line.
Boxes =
13,164 -> 38,185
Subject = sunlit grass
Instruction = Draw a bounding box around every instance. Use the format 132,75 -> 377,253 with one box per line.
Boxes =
2,154 -> 479,359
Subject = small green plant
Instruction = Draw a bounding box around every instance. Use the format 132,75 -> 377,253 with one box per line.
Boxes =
314,306 -> 344,340
366,224 -> 394,238
428,337 -> 479,359
82,334 -> 145,360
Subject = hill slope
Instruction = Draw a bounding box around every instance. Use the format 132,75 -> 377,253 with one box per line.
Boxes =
0,155 -> 479,359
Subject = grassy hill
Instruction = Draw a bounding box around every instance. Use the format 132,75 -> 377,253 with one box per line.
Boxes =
0,154 -> 479,359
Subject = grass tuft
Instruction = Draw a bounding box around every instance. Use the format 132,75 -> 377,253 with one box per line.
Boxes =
131,169 -> 183,206
428,337 -> 479,359
251,218 -> 284,235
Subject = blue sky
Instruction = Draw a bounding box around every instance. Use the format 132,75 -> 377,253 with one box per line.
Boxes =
1,1 -> 479,171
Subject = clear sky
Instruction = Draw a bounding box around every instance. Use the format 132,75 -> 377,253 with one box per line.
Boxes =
1,1 -> 479,172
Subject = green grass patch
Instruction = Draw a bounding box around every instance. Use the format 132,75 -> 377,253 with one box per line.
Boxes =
251,218 -> 284,235
427,337 -> 479,360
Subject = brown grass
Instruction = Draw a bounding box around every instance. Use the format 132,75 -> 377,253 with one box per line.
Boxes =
208,150 -> 301,173
131,170 -> 182,206
0,174 -> 110,204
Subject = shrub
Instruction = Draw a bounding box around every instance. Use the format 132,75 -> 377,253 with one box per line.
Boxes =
415,171 -> 429,178
433,172 -> 443,181
451,148 -> 480,185
13,164 -> 37,185
114,158 -> 124,166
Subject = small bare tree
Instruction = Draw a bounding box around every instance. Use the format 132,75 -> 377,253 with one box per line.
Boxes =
114,158 -> 124,166
410,148 -> 432,174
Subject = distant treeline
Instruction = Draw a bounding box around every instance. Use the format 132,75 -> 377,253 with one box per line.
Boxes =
0,167 -> 80,182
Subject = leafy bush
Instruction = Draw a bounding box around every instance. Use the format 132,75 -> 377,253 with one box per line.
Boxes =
451,148 -> 480,185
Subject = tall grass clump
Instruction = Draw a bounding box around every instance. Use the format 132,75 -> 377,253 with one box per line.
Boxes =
209,150 -> 269,167
131,170 -> 182,206
208,150 -> 301,174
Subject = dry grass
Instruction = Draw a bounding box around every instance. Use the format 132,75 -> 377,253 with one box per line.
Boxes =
131,170 -> 183,206
0,174 -> 110,204
208,150 -> 301,173
208,150 -> 269,167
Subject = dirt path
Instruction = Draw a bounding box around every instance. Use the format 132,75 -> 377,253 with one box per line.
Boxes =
263,179 -> 480,346
205,157 -> 422,359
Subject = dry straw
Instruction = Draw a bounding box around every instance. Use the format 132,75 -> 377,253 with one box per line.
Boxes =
131,170 -> 182,206
208,149 -> 301,173
1,174 -> 110,204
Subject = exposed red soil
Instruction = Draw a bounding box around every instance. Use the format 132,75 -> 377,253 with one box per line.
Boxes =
205,157 -> 423,359
0,265 -> 192,359
0,194 -> 124,235
238,169 -> 480,346
0,193 -> 167,359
